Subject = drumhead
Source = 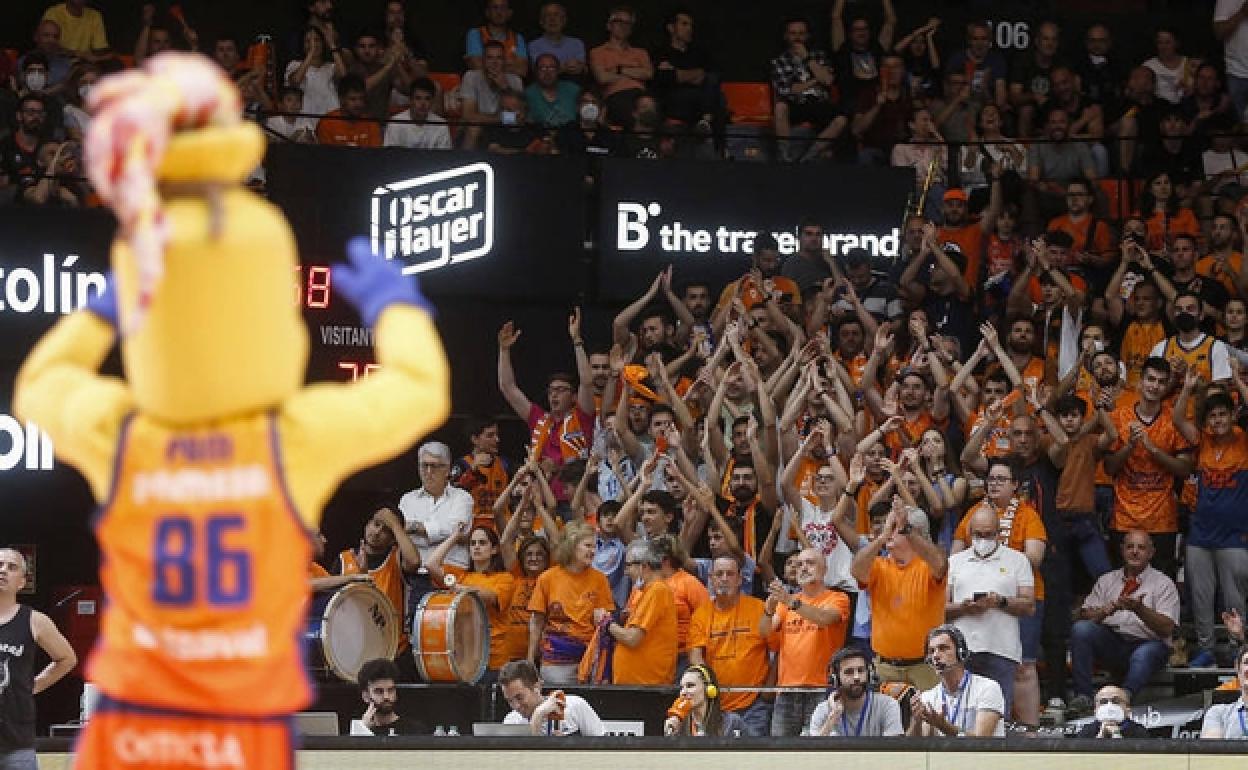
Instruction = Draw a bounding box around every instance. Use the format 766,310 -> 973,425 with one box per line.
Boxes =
449,592 -> 488,683
322,582 -> 399,682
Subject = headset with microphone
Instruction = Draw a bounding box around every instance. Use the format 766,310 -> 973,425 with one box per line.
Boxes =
827,646 -> 879,691
925,624 -> 971,671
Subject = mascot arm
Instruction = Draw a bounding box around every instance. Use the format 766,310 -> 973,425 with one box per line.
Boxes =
279,305 -> 450,528
13,312 -> 133,501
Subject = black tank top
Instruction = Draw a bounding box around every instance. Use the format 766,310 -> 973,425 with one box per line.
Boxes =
0,604 -> 36,750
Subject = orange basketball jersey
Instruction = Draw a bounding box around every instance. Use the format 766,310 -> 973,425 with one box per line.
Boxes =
91,413 -> 313,716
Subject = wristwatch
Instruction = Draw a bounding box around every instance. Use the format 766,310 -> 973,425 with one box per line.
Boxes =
998,596 -> 1009,610
789,597 -> 803,611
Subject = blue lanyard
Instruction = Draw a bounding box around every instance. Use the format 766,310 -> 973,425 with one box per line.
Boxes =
941,671 -> 971,732
841,693 -> 871,737
1237,703 -> 1246,737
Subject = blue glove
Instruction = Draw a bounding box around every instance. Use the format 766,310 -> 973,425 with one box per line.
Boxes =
332,237 -> 432,327
84,272 -> 119,329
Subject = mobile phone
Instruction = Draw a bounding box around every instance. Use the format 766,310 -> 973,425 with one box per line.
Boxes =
973,592 -> 987,601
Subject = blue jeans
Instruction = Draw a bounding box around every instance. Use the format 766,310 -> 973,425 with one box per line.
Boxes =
1228,74 -> 1248,123
0,749 -> 37,770
970,651 -> 1018,720
1070,620 -> 1169,697
732,696 -> 774,737
770,691 -> 821,736
1067,515 -> 1112,579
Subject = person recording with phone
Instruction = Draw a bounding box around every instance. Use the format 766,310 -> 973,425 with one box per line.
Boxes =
1075,685 -> 1152,739
908,625 -> 1006,737
809,647 -> 903,737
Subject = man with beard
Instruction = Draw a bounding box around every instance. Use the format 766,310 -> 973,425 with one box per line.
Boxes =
782,218 -> 843,294
711,460 -> 777,567
1046,178 -> 1115,284
1163,235 -> 1230,326
1195,214 -> 1247,298
351,29 -> 408,123
612,266 -> 693,360
715,235 -> 803,325
689,555 -> 774,735
809,646 -> 904,736
587,349 -> 612,413
1,94 -> 48,196
356,659 -> 427,735
760,548 -> 849,736
1151,291 -> 1233,390
1027,109 -> 1099,225
1102,357 -> 1194,577
998,316 -> 1046,393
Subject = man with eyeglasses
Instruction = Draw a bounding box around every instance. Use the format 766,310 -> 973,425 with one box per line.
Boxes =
1075,685 -> 1152,738
399,441 -> 474,570
1047,179 -> 1115,283
1,94 -> 49,200
589,5 -> 654,127
951,456 -> 1046,728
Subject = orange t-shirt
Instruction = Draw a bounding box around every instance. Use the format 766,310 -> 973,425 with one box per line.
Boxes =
503,573 -> 538,662
766,589 -> 850,686
716,274 -> 803,312
851,478 -> 884,536
664,569 -> 710,654
339,548 -> 410,650
938,222 -> 984,291
588,43 -> 652,97
1047,213 -> 1114,266
1120,320 -> 1167,389
315,110 -> 382,147
443,566 -> 516,671
964,406 -> 1013,458
1139,208 -> 1201,253
91,413 -> 311,716
688,595 -> 775,712
884,411 -> 948,455
613,580 -> 678,685
528,565 -> 615,664
955,499 -> 1047,600
1109,402 -> 1193,533
864,556 -> 946,660
1195,251 -> 1243,296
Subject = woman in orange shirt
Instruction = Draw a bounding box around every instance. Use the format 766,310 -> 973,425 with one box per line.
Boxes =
426,523 -> 517,684
500,535 -> 551,665
527,522 -> 615,684
652,534 -> 710,673
1135,171 -> 1200,254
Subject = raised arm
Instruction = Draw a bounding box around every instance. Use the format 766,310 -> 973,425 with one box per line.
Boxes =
613,267 -> 667,349
569,307 -> 596,417
497,321 -> 534,418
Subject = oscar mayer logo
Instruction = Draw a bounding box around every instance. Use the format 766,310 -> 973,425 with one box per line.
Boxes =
369,162 -> 495,274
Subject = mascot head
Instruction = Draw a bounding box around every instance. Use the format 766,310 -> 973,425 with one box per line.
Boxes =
87,53 -> 307,424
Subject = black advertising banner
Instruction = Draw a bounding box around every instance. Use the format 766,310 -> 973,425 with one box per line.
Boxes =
597,159 -> 913,301
265,146 -> 589,301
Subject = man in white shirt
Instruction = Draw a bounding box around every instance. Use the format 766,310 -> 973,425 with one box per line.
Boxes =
908,625 -> 1006,737
398,441 -> 474,569
1200,645 -> 1248,739
1215,1 -> 1248,120
1069,531 -> 1180,713
499,659 -> 605,736
946,506 -> 1035,721
383,77 -> 453,149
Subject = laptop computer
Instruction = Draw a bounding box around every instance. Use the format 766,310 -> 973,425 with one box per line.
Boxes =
294,712 -> 340,736
472,723 -> 533,737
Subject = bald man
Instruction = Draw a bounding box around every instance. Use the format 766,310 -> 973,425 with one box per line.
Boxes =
760,547 -> 850,736
1076,685 -> 1152,738
946,506 -> 1035,721
0,547 -> 77,769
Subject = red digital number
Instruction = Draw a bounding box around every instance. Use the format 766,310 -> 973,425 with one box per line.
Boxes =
337,362 -> 381,381
293,265 -> 332,309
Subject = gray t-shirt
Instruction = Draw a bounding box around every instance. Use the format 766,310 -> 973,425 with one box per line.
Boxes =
781,252 -> 833,293
1027,141 -> 1094,184
460,70 -> 524,117
809,691 -> 904,736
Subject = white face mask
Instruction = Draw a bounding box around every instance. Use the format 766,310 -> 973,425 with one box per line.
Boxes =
579,102 -> 600,123
1095,703 -> 1125,724
971,537 -> 999,558
78,84 -> 91,101
25,71 -> 48,92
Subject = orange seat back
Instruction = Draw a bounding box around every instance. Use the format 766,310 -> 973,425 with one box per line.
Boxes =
724,82 -> 772,125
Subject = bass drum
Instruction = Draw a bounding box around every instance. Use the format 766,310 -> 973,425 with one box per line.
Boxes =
411,590 -> 488,684
305,581 -> 399,682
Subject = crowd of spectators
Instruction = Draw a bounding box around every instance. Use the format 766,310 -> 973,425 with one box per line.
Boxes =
5,0 -> 1248,743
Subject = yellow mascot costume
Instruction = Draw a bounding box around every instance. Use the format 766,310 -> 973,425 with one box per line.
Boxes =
14,53 -> 449,769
